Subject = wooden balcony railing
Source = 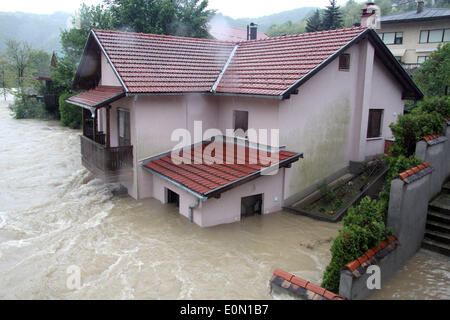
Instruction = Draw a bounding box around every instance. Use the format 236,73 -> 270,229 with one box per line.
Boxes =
80,135 -> 133,173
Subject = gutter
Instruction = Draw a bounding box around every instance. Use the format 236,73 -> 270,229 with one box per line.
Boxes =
141,165 -> 208,202
188,199 -> 200,223
203,152 -> 304,198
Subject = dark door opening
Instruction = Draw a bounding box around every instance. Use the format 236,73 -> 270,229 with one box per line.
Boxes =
167,189 -> 180,208
241,194 -> 263,218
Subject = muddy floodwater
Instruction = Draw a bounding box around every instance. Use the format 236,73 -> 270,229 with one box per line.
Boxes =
0,97 -> 449,299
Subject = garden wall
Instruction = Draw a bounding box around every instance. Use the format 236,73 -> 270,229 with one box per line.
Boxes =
338,121 -> 450,300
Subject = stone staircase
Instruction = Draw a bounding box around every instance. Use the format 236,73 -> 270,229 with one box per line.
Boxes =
422,182 -> 450,256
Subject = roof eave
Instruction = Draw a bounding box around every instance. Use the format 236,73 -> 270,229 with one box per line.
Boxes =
66,91 -> 125,111
280,28 -> 371,99
203,152 -> 304,199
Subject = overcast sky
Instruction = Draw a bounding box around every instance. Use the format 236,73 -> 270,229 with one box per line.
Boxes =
0,0 -> 351,18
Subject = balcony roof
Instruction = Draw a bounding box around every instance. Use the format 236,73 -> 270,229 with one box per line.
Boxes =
66,86 -> 125,111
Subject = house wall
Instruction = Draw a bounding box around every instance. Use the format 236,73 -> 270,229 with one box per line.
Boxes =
279,40 -> 406,202
379,19 -> 450,64
279,44 -> 361,201
216,95 -> 279,142
149,167 -> 285,227
100,53 -> 122,87
133,94 -> 218,200
364,56 -> 404,157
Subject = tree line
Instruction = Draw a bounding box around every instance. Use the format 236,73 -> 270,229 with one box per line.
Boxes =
267,0 -> 450,37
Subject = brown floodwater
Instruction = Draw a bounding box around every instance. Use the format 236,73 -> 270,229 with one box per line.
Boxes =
0,97 -> 448,300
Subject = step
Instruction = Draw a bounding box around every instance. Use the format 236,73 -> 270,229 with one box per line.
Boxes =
422,238 -> 450,257
424,229 -> 450,245
427,210 -> 450,224
442,182 -> 450,195
426,220 -> 450,234
429,194 -> 450,214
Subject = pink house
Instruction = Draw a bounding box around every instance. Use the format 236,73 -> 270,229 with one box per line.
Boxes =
67,26 -> 422,227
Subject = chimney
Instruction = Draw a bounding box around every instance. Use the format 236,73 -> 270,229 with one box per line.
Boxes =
247,23 -> 258,40
361,2 -> 380,29
417,0 -> 424,14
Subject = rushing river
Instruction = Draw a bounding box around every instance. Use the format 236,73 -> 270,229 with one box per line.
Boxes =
0,97 -> 449,300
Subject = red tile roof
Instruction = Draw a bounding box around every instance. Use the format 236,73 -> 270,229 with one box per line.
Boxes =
67,86 -> 124,108
93,29 -> 236,94
91,27 -> 367,96
209,23 -> 269,42
217,27 -> 367,96
143,141 -> 302,198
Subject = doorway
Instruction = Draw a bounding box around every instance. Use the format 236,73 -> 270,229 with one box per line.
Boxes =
241,194 -> 263,218
167,189 -> 180,208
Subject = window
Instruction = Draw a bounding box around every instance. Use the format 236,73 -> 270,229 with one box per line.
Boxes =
417,56 -> 429,64
444,29 -> 450,42
429,29 -> 443,42
367,109 -> 383,139
380,32 -> 403,45
233,110 -> 248,135
339,54 -> 350,71
420,29 -> 450,43
118,109 -> 131,146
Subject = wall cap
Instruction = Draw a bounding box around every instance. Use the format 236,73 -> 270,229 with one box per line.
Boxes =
343,236 -> 398,278
398,162 -> 433,184
270,270 -> 346,300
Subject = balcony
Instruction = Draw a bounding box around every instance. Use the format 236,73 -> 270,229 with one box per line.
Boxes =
80,135 -> 133,180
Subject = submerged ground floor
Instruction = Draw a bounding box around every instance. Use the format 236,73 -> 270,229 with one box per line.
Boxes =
0,99 -> 448,299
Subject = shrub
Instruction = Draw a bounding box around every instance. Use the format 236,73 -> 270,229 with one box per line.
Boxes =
412,96 -> 450,119
10,91 -> 47,119
321,224 -> 370,293
389,112 -> 445,157
321,197 -> 390,293
59,91 -> 81,129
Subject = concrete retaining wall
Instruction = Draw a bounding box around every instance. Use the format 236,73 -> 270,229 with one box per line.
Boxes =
338,121 -> 450,300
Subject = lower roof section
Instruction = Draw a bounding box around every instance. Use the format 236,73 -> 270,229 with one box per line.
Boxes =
66,86 -> 124,110
142,140 -> 303,200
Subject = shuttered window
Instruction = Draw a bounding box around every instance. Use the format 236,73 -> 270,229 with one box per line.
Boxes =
339,54 -> 350,71
367,109 -> 383,138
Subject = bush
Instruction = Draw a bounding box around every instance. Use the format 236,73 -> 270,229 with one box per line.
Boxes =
321,197 -> 390,293
412,96 -> 450,119
59,91 -> 81,129
389,112 -> 445,157
10,91 -> 47,119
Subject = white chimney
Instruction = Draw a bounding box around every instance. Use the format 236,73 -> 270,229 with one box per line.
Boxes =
361,2 -> 381,29
417,1 -> 424,14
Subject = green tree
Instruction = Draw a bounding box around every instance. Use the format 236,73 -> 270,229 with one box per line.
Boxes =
106,0 -> 214,37
51,4 -> 114,95
414,43 -> 450,97
267,20 -> 307,37
174,0 -> 214,38
341,0 -> 364,28
0,54 -> 13,100
322,0 -> 343,30
305,9 -> 323,32
5,40 -> 32,87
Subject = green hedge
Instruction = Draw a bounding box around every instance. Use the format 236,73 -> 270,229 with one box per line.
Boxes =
413,96 -> 450,119
10,91 -> 47,119
389,112 -> 445,157
321,197 -> 390,293
59,92 -> 81,129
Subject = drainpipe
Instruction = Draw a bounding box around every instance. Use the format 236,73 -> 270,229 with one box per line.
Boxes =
188,199 -> 200,223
